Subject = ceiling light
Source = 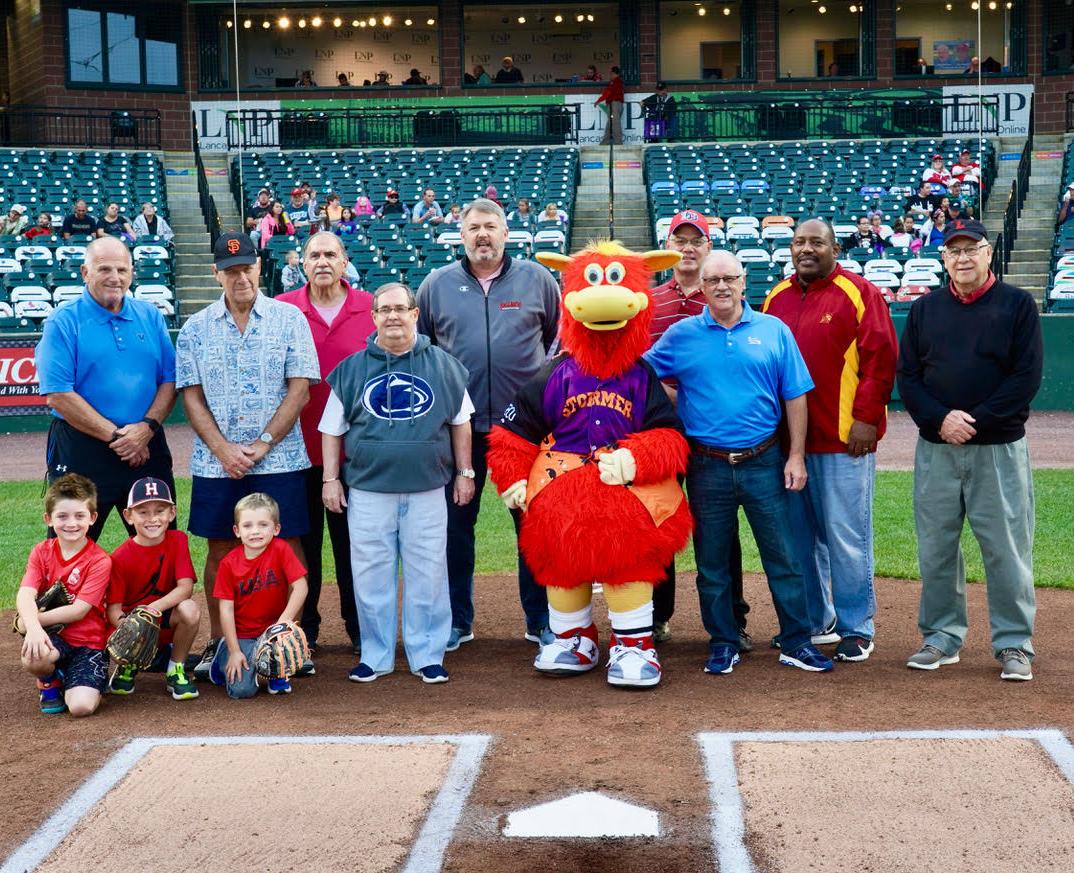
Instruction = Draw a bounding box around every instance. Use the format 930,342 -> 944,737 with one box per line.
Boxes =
554,14 -> 563,22
518,15 -> 526,23
332,16 -> 342,27
277,16 -> 290,29
698,6 -> 707,14
1005,0 -> 1012,6
723,5 -> 731,13
261,20 -> 270,29
576,13 -> 584,21
225,19 -> 233,28
358,21 -> 366,28
970,0 -> 979,8
818,4 -> 826,10
368,16 -> 376,26
988,0 -> 997,7
587,13 -> 595,20
382,15 -> 392,25
427,17 -> 435,25
242,18 -> 251,28
351,19 -> 360,27
404,18 -> 413,26
311,16 -> 322,27
298,18 -> 306,28
849,3 -> 857,10
945,1 -> 952,7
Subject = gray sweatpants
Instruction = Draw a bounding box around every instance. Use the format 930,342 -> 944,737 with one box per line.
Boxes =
913,437 -> 1035,658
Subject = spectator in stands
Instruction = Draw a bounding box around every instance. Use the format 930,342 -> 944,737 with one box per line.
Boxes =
1058,183 -> 1074,227
596,66 -> 625,146
467,65 -> 492,86
35,236 -> 177,542
354,195 -> 375,217
898,219 -> 1041,681
312,205 -> 333,234
444,204 -> 462,225
887,215 -> 916,249
277,231 -> 375,657
131,202 -> 173,243
827,62 -> 840,76
921,208 -> 947,247
305,186 -> 321,223
337,73 -> 350,87
507,198 -> 532,223
412,188 -> 445,225
62,200 -> 98,240
373,70 -> 391,86
280,251 -> 306,293
259,200 -> 295,248
416,197 -> 559,651
0,203 -> 28,236
484,185 -> 502,207
922,154 -> 953,188
581,65 -> 601,82
642,82 -> 677,143
950,149 -> 981,186
247,190 -> 272,241
403,68 -> 427,86
336,206 -> 358,236
298,70 -> 318,87
542,202 -> 568,227
945,199 -> 967,223
324,193 -> 344,225
869,212 -> 892,241
650,211 -> 749,648
906,181 -> 939,221
377,189 -> 407,220
915,57 -> 929,75
23,212 -> 54,241
843,216 -> 883,255
964,57 -> 980,76
495,56 -> 524,84
288,188 -> 309,228
176,231 -> 318,681
947,179 -> 975,217
96,202 -> 133,241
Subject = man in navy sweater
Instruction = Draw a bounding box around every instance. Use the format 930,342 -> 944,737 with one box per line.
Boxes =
897,220 -> 1042,681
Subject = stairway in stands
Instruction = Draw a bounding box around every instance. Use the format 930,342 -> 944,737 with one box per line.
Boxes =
984,133 -> 1065,303
570,145 -> 652,252
163,151 -> 242,319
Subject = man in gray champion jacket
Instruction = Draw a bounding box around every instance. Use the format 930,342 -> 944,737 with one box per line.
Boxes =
416,198 -> 561,650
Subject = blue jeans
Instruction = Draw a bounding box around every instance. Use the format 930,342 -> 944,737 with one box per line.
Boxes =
445,431 -> 548,634
786,452 -> 877,640
348,488 -> 452,674
687,445 -> 811,652
211,637 -> 259,699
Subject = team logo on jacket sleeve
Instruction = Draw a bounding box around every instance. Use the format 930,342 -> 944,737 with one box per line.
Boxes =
361,373 -> 436,420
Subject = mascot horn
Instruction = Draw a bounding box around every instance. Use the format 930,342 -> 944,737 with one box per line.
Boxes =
487,241 -> 693,688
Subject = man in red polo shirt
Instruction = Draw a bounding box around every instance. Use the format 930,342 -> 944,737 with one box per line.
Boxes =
650,211 -> 749,648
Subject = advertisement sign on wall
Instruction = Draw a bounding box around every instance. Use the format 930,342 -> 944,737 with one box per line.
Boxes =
933,40 -> 975,74
942,84 -> 1034,137
0,343 -> 45,410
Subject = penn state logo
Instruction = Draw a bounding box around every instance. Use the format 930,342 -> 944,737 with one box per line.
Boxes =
362,373 -> 436,420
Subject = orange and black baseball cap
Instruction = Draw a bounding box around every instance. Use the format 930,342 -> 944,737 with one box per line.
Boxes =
213,231 -> 258,268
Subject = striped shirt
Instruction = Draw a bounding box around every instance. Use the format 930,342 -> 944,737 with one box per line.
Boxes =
648,277 -> 707,344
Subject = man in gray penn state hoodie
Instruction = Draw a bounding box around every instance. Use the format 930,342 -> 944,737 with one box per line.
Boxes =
417,197 -> 560,651
320,282 -> 476,684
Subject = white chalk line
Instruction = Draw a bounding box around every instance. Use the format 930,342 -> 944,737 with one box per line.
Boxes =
696,728 -> 1074,873
1,733 -> 491,873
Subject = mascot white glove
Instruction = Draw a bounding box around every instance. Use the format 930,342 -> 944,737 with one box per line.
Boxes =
598,448 -> 636,486
501,479 -> 529,511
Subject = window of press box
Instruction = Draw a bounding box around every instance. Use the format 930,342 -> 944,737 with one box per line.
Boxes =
895,0 -> 1025,77
461,4 -> 620,86
198,6 -> 440,90
778,0 -> 868,78
658,1 -> 748,82
67,2 -> 182,89
1045,2 -> 1074,74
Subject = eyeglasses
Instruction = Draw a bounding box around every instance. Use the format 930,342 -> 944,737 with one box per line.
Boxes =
373,305 -> 415,316
701,275 -> 743,287
942,243 -> 989,259
667,235 -> 709,250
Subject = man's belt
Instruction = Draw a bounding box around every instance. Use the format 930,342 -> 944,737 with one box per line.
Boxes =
690,434 -> 778,465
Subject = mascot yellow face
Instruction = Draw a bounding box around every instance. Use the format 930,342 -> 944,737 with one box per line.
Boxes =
537,242 -> 681,332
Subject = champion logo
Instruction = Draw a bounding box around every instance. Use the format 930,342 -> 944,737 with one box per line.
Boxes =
458,285 -> 471,293
362,372 -> 436,420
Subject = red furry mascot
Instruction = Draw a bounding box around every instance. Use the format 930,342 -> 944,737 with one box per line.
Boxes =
487,241 -> 693,688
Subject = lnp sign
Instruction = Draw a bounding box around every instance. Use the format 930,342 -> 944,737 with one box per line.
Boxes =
942,84 -> 1033,137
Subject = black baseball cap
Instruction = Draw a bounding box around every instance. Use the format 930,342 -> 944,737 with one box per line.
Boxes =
943,219 -> 988,245
213,231 -> 258,269
127,477 -> 174,508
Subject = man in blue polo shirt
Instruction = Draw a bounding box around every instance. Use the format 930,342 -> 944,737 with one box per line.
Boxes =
35,235 -> 177,541
645,250 -> 833,675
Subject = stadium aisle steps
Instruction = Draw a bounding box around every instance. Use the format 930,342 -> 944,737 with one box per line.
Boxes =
161,151 -> 221,317
573,146 -> 651,250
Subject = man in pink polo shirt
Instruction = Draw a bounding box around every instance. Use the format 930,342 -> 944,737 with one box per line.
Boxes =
650,211 -> 749,648
277,231 -> 375,655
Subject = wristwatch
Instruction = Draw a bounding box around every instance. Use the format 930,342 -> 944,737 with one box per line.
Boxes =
456,468 -> 476,479
259,431 -> 274,446
141,416 -> 160,433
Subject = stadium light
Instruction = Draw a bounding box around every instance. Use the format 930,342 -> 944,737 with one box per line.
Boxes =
698,7 -> 707,14
554,14 -> 563,22
987,0 -> 996,7
298,18 -> 306,28
383,15 -> 392,26
225,19 -> 233,28
427,17 -> 435,25
587,13 -> 595,20
368,16 -> 376,26
332,17 -> 342,27
351,19 -> 360,27
970,0 -> 979,8
243,18 -> 252,29
278,16 -> 290,29
723,5 -> 732,13
311,16 -> 323,27
818,4 -> 826,10
576,13 -> 584,21
262,19 -> 270,29
404,18 -> 413,26
518,16 -> 526,23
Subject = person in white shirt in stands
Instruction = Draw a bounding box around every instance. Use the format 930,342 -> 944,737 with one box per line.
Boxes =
887,215 -> 916,249
921,154 -> 953,188
131,203 -> 174,243
950,149 -> 981,187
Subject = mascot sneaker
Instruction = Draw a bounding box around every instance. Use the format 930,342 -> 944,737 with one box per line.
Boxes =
534,632 -> 600,675
606,642 -> 662,688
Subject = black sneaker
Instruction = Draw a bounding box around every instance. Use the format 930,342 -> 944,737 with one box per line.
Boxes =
193,638 -> 220,681
834,636 -> 875,662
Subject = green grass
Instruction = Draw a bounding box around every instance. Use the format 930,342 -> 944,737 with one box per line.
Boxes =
3,471 -> 1073,608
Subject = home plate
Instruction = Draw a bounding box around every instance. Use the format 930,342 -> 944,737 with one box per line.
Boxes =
503,791 -> 660,838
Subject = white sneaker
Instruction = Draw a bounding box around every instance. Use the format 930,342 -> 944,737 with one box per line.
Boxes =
606,644 -> 662,688
534,634 -> 600,675
811,617 -> 841,646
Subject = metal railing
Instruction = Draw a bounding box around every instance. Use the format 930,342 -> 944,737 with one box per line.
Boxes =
192,113 -> 221,248
998,98 -> 1034,273
225,105 -> 582,150
1066,92 -> 1074,132
0,106 -> 162,149
658,95 -> 1000,142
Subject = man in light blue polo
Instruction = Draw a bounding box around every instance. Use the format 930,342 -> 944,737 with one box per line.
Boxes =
411,188 -> 444,225
644,250 -> 833,676
35,235 -> 177,542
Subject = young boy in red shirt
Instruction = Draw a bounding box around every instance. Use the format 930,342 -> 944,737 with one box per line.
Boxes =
17,474 -> 111,716
209,493 -> 309,698
107,477 -> 201,700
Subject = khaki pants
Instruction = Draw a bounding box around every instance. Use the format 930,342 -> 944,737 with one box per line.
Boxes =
600,100 -> 623,145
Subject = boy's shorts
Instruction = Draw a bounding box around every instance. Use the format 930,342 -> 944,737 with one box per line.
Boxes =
50,635 -> 108,692
188,471 -> 310,540
210,637 -> 260,699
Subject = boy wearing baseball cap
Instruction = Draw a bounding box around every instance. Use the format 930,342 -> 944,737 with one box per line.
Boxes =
107,477 -> 201,700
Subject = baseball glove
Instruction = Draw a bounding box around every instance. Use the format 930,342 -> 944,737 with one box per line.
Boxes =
106,606 -> 163,670
12,580 -> 74,635
253,621 -> 309,679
